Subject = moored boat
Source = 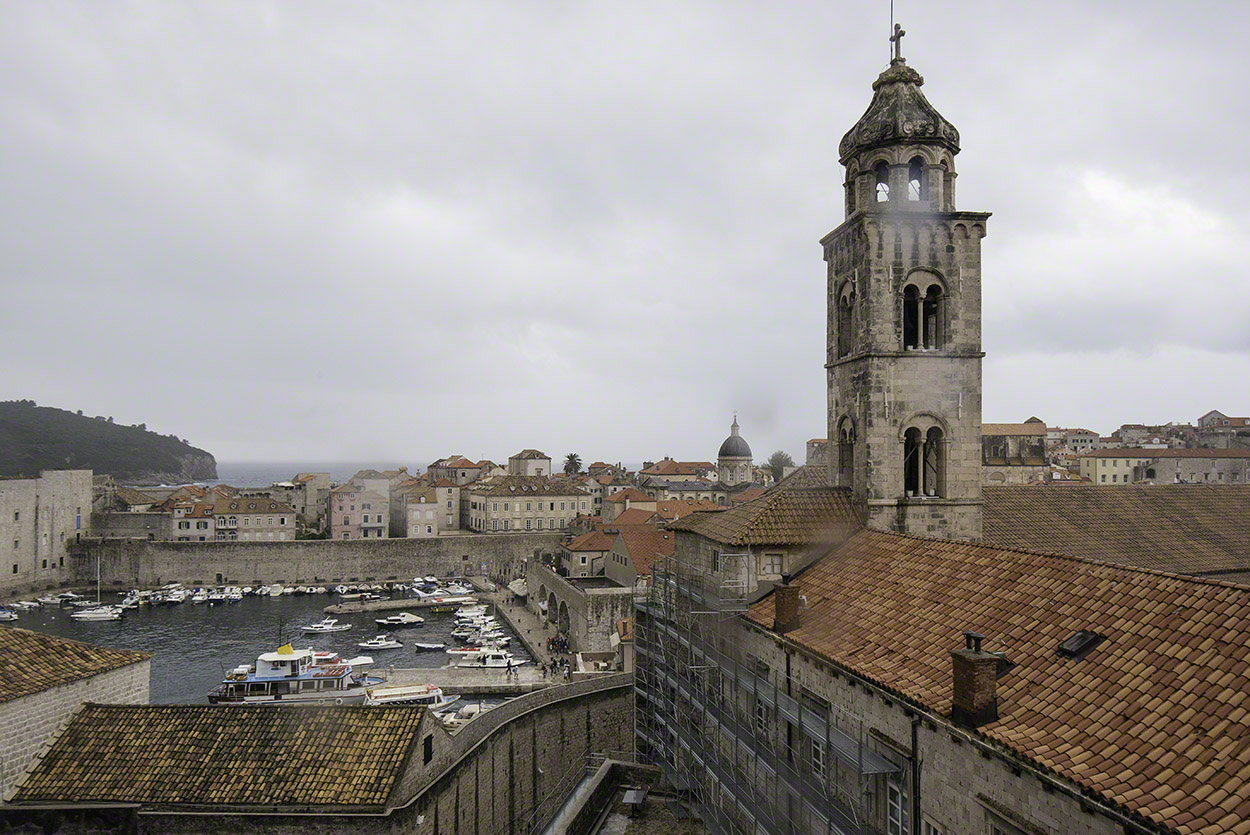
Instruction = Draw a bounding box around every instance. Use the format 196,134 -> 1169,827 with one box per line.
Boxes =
207,644 -> 383,705
454,648 -> 526,668
71,605 -> 123,622
414,642 -> 446,651
358,635 -> 403,650
301,617 -> 352,634
376,612 -> 425,628
363,683 -> 459,710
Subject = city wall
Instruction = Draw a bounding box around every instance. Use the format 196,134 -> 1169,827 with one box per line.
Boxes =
71,533 -> 563,590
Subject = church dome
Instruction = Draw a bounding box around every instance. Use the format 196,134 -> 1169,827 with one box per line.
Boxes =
718,416 -> 752,459
838,58 -> 960,164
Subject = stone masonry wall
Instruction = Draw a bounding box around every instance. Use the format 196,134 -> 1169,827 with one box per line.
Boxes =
1,659 -> 150,803
71,533 -> 563,591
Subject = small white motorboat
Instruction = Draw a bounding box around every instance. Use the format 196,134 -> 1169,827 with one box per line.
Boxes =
0,608 -> 18,622
207,590 -> 225,605
455,649 -> 526,668
414,642 -> 446,651
166,589 -> 187,605
71,606 -> 123,622
191,590 -> 208,604
376,612 -> 425,628
11,601 -> 39,610
268,584 -> 284,597
358,635 -> 403,650
36,595 -> 58,606
301,617 -> 352,634
364,683 -> 459,709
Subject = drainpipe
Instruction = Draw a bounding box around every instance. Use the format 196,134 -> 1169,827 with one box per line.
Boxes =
911,715 -> 921,835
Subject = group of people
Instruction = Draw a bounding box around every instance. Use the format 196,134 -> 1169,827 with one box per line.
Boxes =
540,657 -> 571,681
545,634 -> 570,655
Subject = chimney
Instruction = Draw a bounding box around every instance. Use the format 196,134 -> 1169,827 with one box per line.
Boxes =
950,631 -> 1000,727
773,574 -> 801,633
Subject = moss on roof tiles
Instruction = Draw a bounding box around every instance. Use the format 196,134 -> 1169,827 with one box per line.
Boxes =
0,628 -> 149,706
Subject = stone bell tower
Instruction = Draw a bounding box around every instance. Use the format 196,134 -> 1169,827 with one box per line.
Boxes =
824,27 -> 988,541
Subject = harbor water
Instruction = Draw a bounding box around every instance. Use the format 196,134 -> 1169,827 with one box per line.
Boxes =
6,591 -> 530,704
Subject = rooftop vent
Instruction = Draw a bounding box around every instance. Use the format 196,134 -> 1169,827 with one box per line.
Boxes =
1057,630 -> 1105,660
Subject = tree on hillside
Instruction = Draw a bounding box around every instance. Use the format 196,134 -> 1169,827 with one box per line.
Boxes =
765,450 -> 795,483
564,453 -> 582,475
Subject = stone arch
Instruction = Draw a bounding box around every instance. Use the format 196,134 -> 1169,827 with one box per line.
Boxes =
836,415 -> 856,485
901,269 -> 948,350
897,411 -> 950,441
557,601 -> 570,638
547,592 -> 558,625
538,583 -> 548,613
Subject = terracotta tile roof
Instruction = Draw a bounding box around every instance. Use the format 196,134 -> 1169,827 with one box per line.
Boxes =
807,438 -> 828,443
564,530 -> 618,552
0,628 -> 148,706
467,475 -> 587,498
430,479 -> 457,488
211,498 -> 294,514
11,704 -> 425,808
615,526 -> 674,575
984,484 -> 1250,577
771,464 -> 830,490
611,508 -> 658,526
667,487 -> 860,547
640,460 -> 710,477
654,499 -> 725,521
444,458 -> 479,469
747,528 -> 1250,835
730,486 -> 767,504
982,422 -> 1048,436
1082,447 -> 1250,459
510,449 -> 549,460
115,487 -> 154,506
604,488 -> 653,504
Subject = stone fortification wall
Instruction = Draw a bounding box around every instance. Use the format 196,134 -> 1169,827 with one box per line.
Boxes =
0,659 -> 150,803
527,562 -> 633,653
91,512 -> 168,541
71,533 -> 563,590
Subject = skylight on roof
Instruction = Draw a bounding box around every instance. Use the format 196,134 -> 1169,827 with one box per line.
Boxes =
1057,630 -> 1105,660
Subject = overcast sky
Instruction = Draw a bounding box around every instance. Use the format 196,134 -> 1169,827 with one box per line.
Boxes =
3,2 -> 1248,465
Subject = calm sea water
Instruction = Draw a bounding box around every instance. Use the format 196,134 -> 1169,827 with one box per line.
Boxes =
9,592 -> 529,704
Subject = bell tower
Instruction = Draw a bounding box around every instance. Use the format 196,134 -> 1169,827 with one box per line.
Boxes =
824,32 -> 988,541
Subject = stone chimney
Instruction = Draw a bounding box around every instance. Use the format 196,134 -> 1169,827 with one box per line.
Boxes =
950,631 -> 1000,727
773,575 -> 801,633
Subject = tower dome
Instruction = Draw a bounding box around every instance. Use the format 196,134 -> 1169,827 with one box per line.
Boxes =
718,416 -> 752,459
838,57 -> 960,166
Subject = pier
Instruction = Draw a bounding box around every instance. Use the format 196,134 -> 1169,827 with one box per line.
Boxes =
382,664 -> 551,696
322,595 -> 477,614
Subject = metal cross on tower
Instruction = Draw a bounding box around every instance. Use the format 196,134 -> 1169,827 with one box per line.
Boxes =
890,22 -> 906,61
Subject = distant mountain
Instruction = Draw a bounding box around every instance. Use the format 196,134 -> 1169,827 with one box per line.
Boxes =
0,400 -> 217,484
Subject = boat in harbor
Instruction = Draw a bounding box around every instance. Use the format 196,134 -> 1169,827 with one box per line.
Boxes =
363,683 -> 460,710
301,617 -> 352,634
358,635 -> 403,650
71,605 -> 123,622
376,612 -> 425,628
0,607 -> 17,622
207,643 -> 383,705
414,642 -> 446,651
10,601 -> 38,611
455,649 -> 526,668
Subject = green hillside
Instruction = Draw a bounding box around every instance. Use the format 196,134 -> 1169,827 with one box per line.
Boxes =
0,400 -> 217,483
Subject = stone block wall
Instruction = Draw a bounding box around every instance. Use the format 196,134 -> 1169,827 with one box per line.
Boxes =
71,533 -> 563,591
0,471 -> 92,599
1,659 -> 150,802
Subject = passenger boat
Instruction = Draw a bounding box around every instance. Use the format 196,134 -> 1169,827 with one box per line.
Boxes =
363,683 -> 460,710
414,642 -> 446,651
207,644 -> 383,705
301,617 -> 352,633
376,612 -> 425,628
358,635 -> 403,650
455,649 -> 526,669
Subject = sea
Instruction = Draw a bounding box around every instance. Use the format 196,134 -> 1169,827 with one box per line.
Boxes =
11,591 -> 529,704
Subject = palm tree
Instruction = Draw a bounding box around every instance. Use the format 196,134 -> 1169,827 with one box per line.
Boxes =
564,453 -> 582,475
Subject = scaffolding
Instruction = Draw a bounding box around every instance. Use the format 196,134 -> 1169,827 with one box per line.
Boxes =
634,551 -> 897,835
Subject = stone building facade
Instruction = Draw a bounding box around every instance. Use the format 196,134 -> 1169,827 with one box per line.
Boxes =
0,469 -> 91,598
327,484 -> 388,539
825,51 -> 985,542
1080,447 -> 1250,485
981,419 -> 1048,485
465,476 -> 589,532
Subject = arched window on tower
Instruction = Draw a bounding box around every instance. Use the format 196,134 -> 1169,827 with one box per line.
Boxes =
903,427 -> 922,495
837,286 -> 855,358
908,157 -> 924,201
923,284 -> 944,348
837,419 -> 854,486
903,425 -> 945,497
875,162 -> 890,202
846,170 -> 857,213
941,160 -> 954,210
902,285 -> 920,349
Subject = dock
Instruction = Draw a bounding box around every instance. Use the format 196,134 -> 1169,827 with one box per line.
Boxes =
323,596 -> 477,614
380,664 -> 552,696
